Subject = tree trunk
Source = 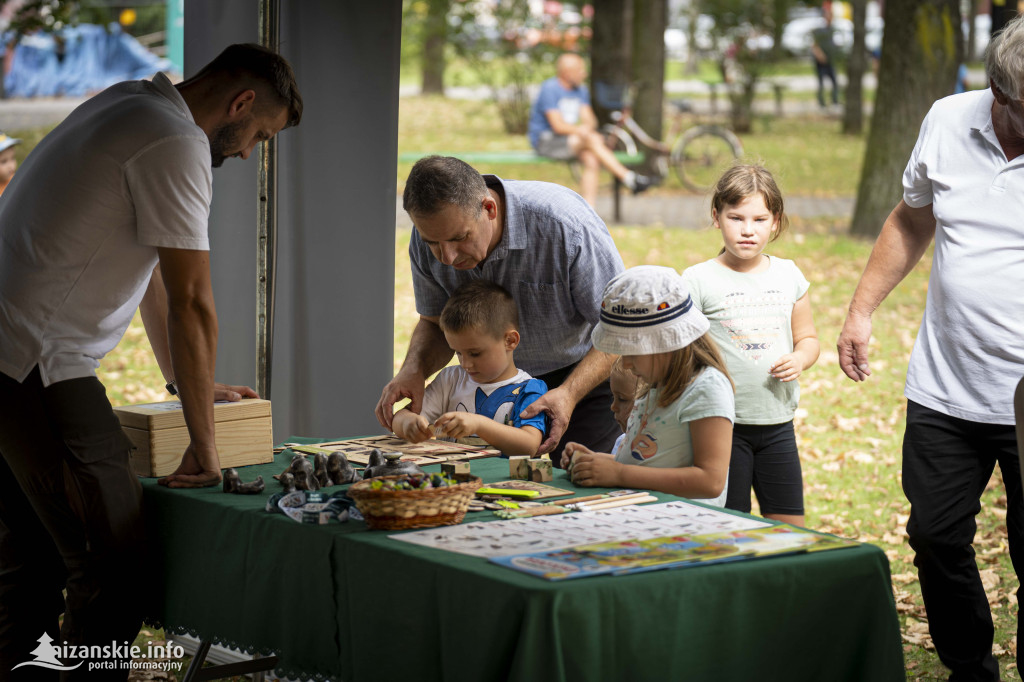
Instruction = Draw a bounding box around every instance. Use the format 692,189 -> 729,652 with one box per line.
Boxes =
849,0 -> 961,238
420,0 -> 448,95
685,2 -> 700,75
966,0 -> 978,62
632,0 -> 668,176
770,0 -> 791,62
591,0 -> 634,126
842,0 -> 867,134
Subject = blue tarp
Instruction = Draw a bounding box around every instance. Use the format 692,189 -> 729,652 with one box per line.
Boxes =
4,23 -> 173,98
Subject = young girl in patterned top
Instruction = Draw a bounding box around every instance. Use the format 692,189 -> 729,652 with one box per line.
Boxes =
683,164 -> 819,526
562,265 -> 735,506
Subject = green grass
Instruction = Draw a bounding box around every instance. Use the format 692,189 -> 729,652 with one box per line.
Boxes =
396,95 -> 866,197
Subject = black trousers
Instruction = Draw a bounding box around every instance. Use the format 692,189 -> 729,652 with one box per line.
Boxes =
902,401 -> 1022,682
814,60 -> 839,107
724,421 -> 804,516
0,367 -> 144,680
536,363 -> 620,467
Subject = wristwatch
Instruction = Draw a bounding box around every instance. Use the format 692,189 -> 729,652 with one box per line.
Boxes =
166,379 -> 178,396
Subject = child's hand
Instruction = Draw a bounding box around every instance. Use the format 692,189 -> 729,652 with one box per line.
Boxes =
769,353 -> 803,382
396,414 -> 432,443
561,441 -> 592,469
569,451 -> 621,488
434,412 -> 481,440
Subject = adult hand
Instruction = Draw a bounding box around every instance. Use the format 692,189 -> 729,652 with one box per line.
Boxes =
214,382 -> 259,401
837,311 -> 873,382
569,451 -> 621,488
520,387 -> 575,455
375,370 -> 425,432
158,443 -> 222,488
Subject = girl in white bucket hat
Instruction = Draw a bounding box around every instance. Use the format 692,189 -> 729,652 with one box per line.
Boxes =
563,265 -> 736,506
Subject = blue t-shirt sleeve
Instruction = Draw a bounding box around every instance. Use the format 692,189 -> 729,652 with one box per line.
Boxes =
536,80 -> 562,113
512,378 -> 548,434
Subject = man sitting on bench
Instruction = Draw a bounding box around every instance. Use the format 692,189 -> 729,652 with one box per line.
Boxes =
528,53 -> 653,207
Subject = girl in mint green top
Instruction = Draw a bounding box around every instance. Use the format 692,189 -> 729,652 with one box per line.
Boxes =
683,165 -> 819,527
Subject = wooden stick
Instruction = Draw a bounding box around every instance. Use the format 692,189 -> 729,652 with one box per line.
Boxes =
550,493 -> 610,507
565,491 -> 651,509
550,489 -> 642,507
495,505 -> 569,519
575,495 -> 658,512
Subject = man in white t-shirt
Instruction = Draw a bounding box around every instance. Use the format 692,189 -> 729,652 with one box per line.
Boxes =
0,44 -> 301,676
837,18 -> 1024,681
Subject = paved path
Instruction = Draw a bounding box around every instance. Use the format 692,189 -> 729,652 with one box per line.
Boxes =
0,87 -> 856,230
0,96 -> 85,131
395,191 -> 853,229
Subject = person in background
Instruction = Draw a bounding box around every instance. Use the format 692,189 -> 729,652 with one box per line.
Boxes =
527,52 -> 654,207
811,2 -> 840,110
955,62 -> 970,94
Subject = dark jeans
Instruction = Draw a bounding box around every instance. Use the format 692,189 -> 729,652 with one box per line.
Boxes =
902,401 -> 1022,682
536,363 -> 620,467
815,60 -> 839,107
0,367 -> 144,680
724,421 -> 804,516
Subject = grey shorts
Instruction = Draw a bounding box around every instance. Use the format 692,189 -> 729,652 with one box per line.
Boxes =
535,131 -> 574,161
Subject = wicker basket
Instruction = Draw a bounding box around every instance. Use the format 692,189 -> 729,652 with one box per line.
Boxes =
348,473 -> 483,530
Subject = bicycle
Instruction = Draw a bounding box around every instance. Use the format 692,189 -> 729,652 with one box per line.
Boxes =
577,86 -> 744,193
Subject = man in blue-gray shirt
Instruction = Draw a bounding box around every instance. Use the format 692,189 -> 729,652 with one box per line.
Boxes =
528,53 -> 652,207
376,155 -> 625,462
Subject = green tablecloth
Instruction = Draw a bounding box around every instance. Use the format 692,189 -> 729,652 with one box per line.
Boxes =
142,440 -> 904,682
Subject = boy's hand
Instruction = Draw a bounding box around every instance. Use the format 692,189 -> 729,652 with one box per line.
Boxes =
397,414 -> 432,443
434,412 -> 481,440
769,354 -> 802,382
569,451 -> 621,488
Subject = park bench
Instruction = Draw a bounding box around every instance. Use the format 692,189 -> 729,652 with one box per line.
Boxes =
398,150 -> 645,222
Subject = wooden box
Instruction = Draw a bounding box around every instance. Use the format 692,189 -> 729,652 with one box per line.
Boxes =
113,398 -> 274,477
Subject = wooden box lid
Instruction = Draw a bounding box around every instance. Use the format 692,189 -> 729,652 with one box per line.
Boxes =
113,398 -> 271,431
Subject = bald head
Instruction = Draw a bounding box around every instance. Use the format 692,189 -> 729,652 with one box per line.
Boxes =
556,53 -> 587,88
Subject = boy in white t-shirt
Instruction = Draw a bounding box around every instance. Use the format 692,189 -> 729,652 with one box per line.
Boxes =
392,280 -> 548,456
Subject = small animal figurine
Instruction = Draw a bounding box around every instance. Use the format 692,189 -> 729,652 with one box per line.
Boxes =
363,448 -> 386,478
313,452 -> 331,488
279,472 -> 297,493
364,452 -> 425,479
327,452 -> 357,485
236,475 -> 265,494
293,458 -> 319,491
277,452 -> 307,481
222,468 -> 242,493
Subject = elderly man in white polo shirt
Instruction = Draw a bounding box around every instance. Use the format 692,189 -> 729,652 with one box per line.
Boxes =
837,17 -> 1024,682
